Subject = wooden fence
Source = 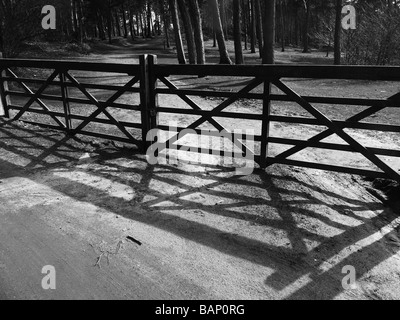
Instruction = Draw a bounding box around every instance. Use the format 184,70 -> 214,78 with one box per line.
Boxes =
0,58 -> 143,146
0,54 -> 399,182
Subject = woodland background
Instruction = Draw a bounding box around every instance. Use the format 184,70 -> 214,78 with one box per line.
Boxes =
0,0 -> 399,65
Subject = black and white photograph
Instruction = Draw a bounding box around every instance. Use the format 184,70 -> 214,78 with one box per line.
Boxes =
0,0 -> 399,305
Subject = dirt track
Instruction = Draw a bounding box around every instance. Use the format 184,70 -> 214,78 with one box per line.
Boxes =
1,118 -> 400,300
0,40 -> 400,300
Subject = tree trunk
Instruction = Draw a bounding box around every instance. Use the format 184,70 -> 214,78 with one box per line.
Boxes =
254,0 -> 263,57
250,0 -> 256,53
115,11 -> 121,37
157,14 -> 162,35
280,0 -> 285,52
187,0 -> 206,64
136,13 -> 141,37
302,0 -> 310,53
97,12 -> 106,40
122,5 -> 128,38
65,6 -> 72,37
246,0 -> 251,51
334,0 -> 341,65
161,4 -> 170,48
107,9 -> 112,43
71,0 -> 78,33
74,0 -> 83,43
140,13 -> 145,38
242,0 -> 248,50
213,28 -> 217,47
220,0 -> 228,39
177,0 -> 197,64
209,0 -> 232,64
129,10 -> 135,40
0,22 -> 4,54
150,13 -> 155,36
77,0 -> 86,42
72,0 -> 78,40
262,0 -> 275,64
147,2 -> 152,38
233,0 -> 244,64
112,14 -> 116,36
169,0 -> 187,64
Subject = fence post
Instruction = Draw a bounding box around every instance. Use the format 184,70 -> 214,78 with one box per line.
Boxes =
260,80 -> 272,169
140,54 -> 150,152
0,52 -> 10,118
140,54 -> 159,154
59,70 -> 72,133
148,54 -> 159,149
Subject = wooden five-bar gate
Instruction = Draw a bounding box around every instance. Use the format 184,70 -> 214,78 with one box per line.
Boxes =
0,54 -> 399,182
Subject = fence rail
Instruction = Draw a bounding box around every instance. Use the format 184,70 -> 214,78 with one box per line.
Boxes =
0,54 -> 399,182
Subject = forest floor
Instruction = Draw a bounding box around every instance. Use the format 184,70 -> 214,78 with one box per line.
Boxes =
0,37 -> 399,300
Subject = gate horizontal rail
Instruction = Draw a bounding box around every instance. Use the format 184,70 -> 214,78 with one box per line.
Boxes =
0,54 -> 399,182
154,64 -> 400,80
0,59 -> 141,74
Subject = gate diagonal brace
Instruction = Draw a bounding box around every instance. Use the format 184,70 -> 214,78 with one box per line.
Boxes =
155,77 -> 264,156
65,72 -> 140,145
272,79 -> 400,182
6,68 -> 66,128
272,91 -> 400,162
158,76 -> 255,157
13,70 -> 60,122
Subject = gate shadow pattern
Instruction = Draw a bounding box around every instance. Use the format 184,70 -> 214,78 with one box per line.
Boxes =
0,119 -> 398,299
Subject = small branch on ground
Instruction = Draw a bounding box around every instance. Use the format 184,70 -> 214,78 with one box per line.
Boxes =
90,240 -> 124,269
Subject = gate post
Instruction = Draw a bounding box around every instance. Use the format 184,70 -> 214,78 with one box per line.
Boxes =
140,54 -> 151,152
0,52 -> 10,118
148,55 -> 159,131
148,54 -> 159,158
260,80 -> 272,169
139,54 -> 159,154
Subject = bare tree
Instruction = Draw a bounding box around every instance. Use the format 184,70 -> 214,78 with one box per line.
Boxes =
302,0 -> 311,53
250,0 -> 256,53
262,0 -> 275,64
334,0 -> 341,64
254,0 -> 263,57
177,0 -> 196,64
233,0 -> 244,64
187,0 -> 206,64
121,4 -> 128,38
169,0 -> 187,64
209,0 -> 232,64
